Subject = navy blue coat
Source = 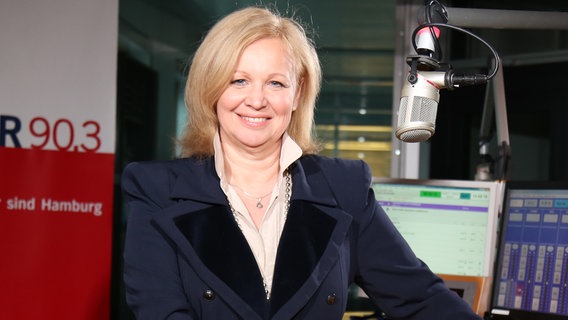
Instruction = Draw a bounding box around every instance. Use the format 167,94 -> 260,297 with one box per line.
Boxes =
122,155 -> 482,319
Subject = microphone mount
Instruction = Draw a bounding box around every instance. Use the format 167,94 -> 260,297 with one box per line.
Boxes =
406,55 -> 448,87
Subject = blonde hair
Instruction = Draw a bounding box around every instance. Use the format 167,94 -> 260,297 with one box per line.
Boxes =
178,6 -> 322,157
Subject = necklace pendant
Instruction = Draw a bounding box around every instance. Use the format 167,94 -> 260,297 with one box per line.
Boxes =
256,199 -> 263,208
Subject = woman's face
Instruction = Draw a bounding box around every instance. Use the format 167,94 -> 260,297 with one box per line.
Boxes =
217,37 -> 298,152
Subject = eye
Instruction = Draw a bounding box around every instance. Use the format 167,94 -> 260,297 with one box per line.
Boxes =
231,79 -> 247,86
268,80 -> 287,88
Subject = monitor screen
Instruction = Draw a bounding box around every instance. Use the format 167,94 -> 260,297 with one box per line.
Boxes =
490,181 -> 568,319
372,178 -> 503,277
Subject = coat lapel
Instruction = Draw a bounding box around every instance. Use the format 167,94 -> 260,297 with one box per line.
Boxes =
269,200 -> 345,317
173,204 -> 270,318
268,157 -> 354,318
153,201 -> 268,319
152,158 -> 268,319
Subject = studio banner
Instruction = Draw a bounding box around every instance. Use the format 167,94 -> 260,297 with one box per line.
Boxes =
0,0 -> 118,319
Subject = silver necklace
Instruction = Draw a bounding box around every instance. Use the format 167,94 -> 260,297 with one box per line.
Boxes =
227,169 -> 292,301
231,185 -> 273,209
228,169 -> 292,228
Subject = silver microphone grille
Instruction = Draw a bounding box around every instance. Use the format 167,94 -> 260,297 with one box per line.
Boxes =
395,95 -> 438,143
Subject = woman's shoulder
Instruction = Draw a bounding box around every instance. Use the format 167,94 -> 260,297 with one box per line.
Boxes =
299,154 -> 371,179
121,156 -> 215,208
298,154 -> 372,193
298,155 -> 373,211
121,157 -> 214,191
123,157 -> 213,178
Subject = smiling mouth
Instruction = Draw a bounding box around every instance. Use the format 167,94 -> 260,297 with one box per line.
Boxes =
240,116 -> 267,123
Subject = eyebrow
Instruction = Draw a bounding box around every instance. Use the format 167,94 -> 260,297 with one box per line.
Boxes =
233,70 -> 292,79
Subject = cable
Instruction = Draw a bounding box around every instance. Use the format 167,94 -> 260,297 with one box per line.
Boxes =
424,0 -> 445,61
411,22 -> 501,80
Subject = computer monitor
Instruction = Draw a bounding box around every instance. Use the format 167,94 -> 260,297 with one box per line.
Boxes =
489,181 -> 568,320
372,178 -> 503,277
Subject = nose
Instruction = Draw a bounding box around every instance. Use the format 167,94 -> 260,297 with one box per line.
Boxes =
244,84 -> 267,110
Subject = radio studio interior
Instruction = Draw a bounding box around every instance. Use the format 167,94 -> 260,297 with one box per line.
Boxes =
115,1 -> 568,319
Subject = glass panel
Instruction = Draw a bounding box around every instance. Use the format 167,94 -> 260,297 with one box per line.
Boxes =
316,125 -> 392,177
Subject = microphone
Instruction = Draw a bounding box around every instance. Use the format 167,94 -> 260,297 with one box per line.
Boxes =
395,0 -> 448,143
396,70 -> 447,143
395,0 -> 496,143
396,67 -> 489,143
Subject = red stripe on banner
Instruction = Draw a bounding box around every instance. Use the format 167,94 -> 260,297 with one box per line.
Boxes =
0,147 -> 114,319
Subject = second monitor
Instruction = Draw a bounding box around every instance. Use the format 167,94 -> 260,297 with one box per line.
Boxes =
372,178 -> 504,277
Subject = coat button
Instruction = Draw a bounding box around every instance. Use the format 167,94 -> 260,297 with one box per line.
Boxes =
326,293 -> 337,305
202,290 -> 216,301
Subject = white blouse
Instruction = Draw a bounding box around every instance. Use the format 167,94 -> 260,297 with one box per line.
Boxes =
213,132 -> 302,298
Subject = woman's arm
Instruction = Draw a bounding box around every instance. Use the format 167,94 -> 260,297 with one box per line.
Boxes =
354,192 -> 482,319
317,158 -> 481,319
122,162 -> 195,320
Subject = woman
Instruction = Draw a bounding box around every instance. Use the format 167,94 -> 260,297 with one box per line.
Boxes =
122,6 -> 482,320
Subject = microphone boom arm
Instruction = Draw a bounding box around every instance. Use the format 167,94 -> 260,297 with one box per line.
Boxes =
477,62 -> 511,181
